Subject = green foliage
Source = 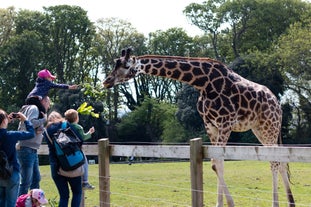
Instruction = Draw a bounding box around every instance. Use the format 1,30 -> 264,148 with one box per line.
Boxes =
175,85 -> 205,138
232,53 -> 285,97
77,102 -> 99,118
44,5 -> 96,84
117,98 -> 187,143
271,17 -> 311,143
95,17 -> 147,122
184,0 -> 225,59
161,119 -> 188,143
185,0 -> 311,60
1,1 -> 311,145
148,27 -> 194,56
47,196 -> 58,207
0,7 -> 16,46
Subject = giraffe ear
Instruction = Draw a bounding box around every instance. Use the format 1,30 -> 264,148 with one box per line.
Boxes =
125,47 -> 132,60
126,47 -> 132,54
121,49 -> 126,57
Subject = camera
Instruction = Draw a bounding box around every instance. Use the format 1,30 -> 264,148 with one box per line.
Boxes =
12,113 -> 19,118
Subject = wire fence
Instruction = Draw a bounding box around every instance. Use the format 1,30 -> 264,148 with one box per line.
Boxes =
39,139 -> 311,207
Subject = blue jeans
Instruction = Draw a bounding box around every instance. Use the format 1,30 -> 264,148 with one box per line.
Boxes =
83,155 -> 88,183
51,163 -> 82,207
17,147 -> 40,195
0,169 -> 20,207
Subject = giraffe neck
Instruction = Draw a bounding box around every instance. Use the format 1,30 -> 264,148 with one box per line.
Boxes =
135,55 -> 236,90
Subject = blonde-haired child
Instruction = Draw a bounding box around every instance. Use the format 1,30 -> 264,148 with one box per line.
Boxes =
64,109 -> 95,190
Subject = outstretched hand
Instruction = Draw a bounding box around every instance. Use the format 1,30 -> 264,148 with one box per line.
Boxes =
88,126 -> 95,134
69,84 -> 79,90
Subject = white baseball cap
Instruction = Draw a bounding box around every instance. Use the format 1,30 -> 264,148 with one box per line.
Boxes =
32,189 -> 48,204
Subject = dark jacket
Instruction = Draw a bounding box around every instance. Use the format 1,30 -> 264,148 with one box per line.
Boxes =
0,120 -> 35,171
44,121 -> 83,166
27,77 -> 69,99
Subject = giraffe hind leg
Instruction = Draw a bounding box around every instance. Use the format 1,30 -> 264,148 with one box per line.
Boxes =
279,162 -> 295,207
271,161 -> 295,207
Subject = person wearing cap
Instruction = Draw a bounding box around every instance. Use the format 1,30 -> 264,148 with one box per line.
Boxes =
25,69 -> 78,118
16,188 -> 48,207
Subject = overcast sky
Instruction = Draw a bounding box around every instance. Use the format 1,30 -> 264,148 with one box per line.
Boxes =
0,0 -> 204,37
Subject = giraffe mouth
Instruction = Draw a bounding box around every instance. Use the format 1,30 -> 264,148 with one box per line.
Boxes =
103,83 -> 113,89
103,78 -> 115,88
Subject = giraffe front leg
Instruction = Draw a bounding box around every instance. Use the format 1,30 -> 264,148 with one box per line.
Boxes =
211,159 -> 234,207
271,161 -> 279,207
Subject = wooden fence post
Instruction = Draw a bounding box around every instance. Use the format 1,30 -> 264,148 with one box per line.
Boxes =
190,138 -> 203,207
98,138 -> 110,207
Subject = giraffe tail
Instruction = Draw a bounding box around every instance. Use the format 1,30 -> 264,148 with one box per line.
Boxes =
287,163 -> 294,185
278,131 -> 283,145
279,132 -> 294,185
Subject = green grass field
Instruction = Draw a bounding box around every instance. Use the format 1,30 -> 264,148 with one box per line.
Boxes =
39,161 -> 311,207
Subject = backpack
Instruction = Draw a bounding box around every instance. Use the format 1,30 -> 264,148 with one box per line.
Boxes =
45,122 -> 85,171
0,142 -> 13,179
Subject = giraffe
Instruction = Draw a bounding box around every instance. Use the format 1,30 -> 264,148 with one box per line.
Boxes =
103,48 -> 295,207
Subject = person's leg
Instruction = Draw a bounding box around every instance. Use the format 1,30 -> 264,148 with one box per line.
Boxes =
51,164 -> 70,207
0,185 -> 4,207
82,155 -> 94,190
82,160 -> 88,183
5,169 -> 20,207
68,176 -> 82,207
17,148 -> 35,195
30,153 -> 40,189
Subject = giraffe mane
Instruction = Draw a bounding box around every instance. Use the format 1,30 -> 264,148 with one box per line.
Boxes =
137,55 -> 223,64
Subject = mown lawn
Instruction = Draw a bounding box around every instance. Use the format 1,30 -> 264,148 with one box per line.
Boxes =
39,161 -> 311,207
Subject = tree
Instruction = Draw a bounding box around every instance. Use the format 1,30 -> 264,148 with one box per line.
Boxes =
184,0 -> 310,62
44,5 -> 96,84
0,8 -> 45,109
273,19 -> 311,143
135,28 -> 198,104
95,17 -> 146,123
175,84 -> 205,139
220,0 -> 310,56
0,6 -> 108,140
116,98 -> 182,143
0,7 -> 16,47
184,0 -> 225,60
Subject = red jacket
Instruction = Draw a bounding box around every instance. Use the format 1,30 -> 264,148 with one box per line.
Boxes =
16,194 -> 32,207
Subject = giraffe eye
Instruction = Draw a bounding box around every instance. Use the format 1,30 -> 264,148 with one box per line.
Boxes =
123,62 -> 130,69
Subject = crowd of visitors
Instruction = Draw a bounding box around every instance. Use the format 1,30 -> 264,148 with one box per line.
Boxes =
0,69 -> 95,207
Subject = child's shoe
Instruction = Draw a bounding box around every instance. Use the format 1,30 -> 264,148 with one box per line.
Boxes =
83,182 -> 95,190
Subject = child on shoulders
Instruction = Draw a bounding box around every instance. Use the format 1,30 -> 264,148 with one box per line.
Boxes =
26,69 -> 78,118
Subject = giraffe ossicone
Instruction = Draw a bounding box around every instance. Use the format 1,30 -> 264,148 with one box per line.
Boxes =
103,48 -> 295,207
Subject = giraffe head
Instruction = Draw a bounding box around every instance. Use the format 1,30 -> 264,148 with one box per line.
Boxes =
103,48 -> 139,88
